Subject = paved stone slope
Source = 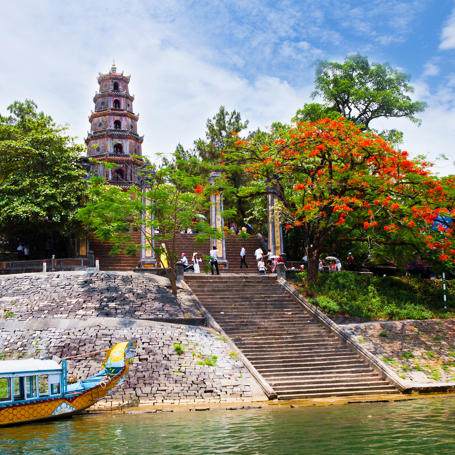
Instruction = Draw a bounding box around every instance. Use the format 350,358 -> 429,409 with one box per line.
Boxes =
0,318 -> 258,407
342,319 -> 455,385
0,271 -> 202,322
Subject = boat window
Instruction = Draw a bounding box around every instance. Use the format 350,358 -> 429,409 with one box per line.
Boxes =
0,378 -> 11,402
25,376 -> 37,399
14,377 -> 25,401
38,375 -> 49,396
49,374 -> 61,395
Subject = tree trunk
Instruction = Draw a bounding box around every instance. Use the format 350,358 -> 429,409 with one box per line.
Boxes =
169,265 -> 178,295
307,248 -> 320,285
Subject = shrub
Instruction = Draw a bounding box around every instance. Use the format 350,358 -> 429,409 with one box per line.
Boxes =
291,272 -> 455,321
173,343 -> 185,355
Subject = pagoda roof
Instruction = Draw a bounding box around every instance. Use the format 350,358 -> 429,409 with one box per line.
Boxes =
85,130 -> 144,143
98,72 -> 131,83
94,91 -> 135,101
93,156 -> 144,165
89,110 -> 139,122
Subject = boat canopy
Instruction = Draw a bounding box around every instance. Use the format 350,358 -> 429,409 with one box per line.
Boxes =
0,359 -> 62,375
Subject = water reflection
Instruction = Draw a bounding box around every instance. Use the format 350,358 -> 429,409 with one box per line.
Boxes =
2,398 -> 455,454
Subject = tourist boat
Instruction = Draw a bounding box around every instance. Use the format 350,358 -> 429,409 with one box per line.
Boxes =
0,341 -> 137,427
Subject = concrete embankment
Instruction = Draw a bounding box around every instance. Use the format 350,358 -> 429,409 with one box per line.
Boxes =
0,272 -> 267,408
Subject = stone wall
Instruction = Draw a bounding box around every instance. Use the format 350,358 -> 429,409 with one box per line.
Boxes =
0,271 -> 203,322
0,272 -> 265,408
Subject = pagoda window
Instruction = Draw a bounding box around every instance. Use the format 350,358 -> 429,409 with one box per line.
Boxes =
114,143 -> 123,154
113,99 -> 120,109
113,82 -> 119,91
112,169 -> 124,181
114,120 -> 121,129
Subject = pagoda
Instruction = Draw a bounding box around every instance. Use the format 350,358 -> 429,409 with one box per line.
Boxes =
86,62 -> 144,187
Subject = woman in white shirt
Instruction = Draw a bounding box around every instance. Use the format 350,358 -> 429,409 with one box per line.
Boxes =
192,253 -> 202,274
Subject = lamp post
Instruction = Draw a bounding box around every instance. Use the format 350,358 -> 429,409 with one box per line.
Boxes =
77,157 -> 92,261
433,215 -> 451,309
140,170 -> 157,268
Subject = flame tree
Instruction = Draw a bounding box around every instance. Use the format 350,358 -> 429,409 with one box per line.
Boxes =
223,117 -> 455,283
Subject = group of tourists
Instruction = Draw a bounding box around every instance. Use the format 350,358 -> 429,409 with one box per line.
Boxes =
243,246 -> 284,275
16,243 -> 30,261
230,222 -> 254,235
180,252 -> 203,274
316,253 -> 354,272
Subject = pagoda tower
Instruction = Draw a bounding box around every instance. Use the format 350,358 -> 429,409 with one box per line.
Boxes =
86,62 -> 144,187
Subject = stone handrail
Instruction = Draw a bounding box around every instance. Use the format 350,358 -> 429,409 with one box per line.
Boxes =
277,277 -> 411,392
180,281 -> 277,399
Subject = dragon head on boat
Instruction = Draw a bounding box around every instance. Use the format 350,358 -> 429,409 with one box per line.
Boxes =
101,342 -> 137,375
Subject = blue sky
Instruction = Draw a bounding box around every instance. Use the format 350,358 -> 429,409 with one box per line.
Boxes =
1,0 -> 455,174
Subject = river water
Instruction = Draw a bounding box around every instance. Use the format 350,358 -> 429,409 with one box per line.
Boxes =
2,397 -> 455,454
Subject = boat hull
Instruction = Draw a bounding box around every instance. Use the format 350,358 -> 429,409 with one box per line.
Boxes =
0,366 -> 128,427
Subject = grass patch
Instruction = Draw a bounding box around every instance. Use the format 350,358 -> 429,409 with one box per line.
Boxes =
173,343 -> 185,355
198,355 -> 218,367
291,272 -> 455,321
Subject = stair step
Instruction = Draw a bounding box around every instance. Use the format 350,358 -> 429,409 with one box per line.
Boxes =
277,388 -> 398,399
261,367 -> 375,377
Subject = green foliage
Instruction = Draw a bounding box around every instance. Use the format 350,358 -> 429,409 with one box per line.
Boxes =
309,296 -> 340,314
173,343 -> 185,355
310,54 -> 427,129
379,332 -> 388,338
293,272 -> 454,321
228,350 -> 240,362
402,353 -> 415,359
194,106 -> 249,166
0,100 -> 86,237
3,310 -> 16,319
197,354 -> 218,366
76,154 -> 232,294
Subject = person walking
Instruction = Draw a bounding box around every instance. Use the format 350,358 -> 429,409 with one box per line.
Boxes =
258,258 -> 266,275
210,245 -> 220,275
254,247 -> 263,263
271,257 -> 278,273
240,245 -> 248,268
17,243 -> 24,261
347,252 -> 354,271
24,244 -> 30,260
192,253 -> 202,274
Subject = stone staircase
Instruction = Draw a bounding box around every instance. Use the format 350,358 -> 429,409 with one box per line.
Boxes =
173,233 -> 265,273
186,274 -> 398,399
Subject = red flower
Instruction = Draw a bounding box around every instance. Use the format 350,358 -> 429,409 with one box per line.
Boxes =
195,185 -> 204,194
286,225 -> 292,230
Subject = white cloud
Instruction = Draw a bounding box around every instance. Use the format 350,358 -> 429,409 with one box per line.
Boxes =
422,61 -> 441,77
440,5 -> 455,50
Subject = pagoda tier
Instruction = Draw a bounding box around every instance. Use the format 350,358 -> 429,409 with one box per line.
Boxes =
86,63 -> 145,186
